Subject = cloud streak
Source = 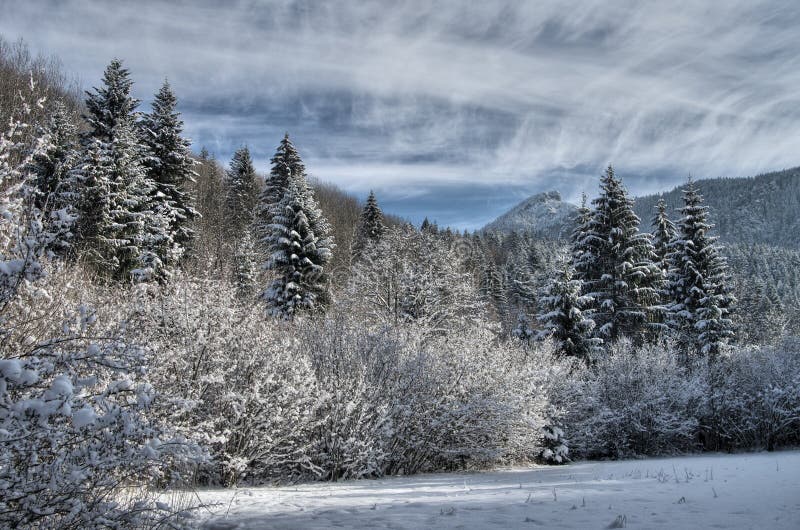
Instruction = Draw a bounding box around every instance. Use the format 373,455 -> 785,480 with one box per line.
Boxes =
2,0 -> 799,227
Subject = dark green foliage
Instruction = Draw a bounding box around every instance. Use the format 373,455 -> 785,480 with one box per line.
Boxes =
262,142 -> 335,319
651,198 -> 676,272
76,59 -> 162,281
255,134 -> 305,242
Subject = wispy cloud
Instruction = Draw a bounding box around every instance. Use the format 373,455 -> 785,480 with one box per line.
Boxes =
3,0 -> 799,227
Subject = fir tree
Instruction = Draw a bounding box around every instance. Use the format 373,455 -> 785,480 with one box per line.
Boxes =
651,198 -> 676,272
665,181 -> 735,357
573,166 -> 663,342
351,190 -> 386,261
140,80 -> 198,265
77,120 -> 155,280
225,146 -> 258,235
254,133 -> 305,242
262,154 -> 335,319
83,60 -> 139,142
27,102 -> 79,258
76,60 -> 162,281
536,265 -> 602,360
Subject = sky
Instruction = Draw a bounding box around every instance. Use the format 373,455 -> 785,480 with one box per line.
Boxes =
2,0 -> 800,230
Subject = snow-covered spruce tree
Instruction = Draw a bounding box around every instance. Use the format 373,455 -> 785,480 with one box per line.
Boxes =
140,80 -> 198,266
512,311 -> 535,344
651,198 -> 676,272
536,265 -> 602,360
504,233 -> 539,320
77,119 -> 157,281
76,59 -> 166,282
573,166 -> 663,342
254,133 -> 305,242
351,190 -> 386,261
263,171 -> 335,318
225,146 -> 258,235
27,101 -> 80,259
666,181 -> 735,357
539,425 -> 570,464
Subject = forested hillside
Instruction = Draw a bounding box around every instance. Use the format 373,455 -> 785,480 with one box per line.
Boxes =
634,168 -> 800,250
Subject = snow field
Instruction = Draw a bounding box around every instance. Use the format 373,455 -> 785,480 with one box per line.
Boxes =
194,450 -> 800,529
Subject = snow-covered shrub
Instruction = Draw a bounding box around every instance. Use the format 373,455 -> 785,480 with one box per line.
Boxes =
0,271 -> 201,528
710,338 -> 800,451
212,314 -> 545,482
556,340 -> 708,458
376,323 -> 544,474
127,273 -> 318,485
0,88 -> 49,311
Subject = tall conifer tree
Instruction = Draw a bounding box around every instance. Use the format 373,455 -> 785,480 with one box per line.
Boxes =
255,133 -> 305,242
261,142 -> 334,318
651,198 -> 676,272
77,59 -> 162,281
573,166 -> 663,342
140,80 -> 198,265
666,181 -> 735,357
537,265 -> 602,360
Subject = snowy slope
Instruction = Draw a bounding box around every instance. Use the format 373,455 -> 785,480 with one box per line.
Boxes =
191,451 -> 800,529
482,191 -> 577,239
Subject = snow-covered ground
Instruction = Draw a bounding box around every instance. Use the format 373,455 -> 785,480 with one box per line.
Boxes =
192,451 -> 800,529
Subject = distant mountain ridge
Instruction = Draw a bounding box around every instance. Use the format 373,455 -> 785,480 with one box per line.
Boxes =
482,190 -> 578,239
482,167 -> 800,250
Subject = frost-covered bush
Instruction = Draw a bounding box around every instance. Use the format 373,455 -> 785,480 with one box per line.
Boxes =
293,316 -> 544,479
710,338 -> 800,451
0,272 -> 201,529
533,337 -> 800,459
555,340 -> 708,458
128,274 -> 318,485
0,89 -> 48,311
